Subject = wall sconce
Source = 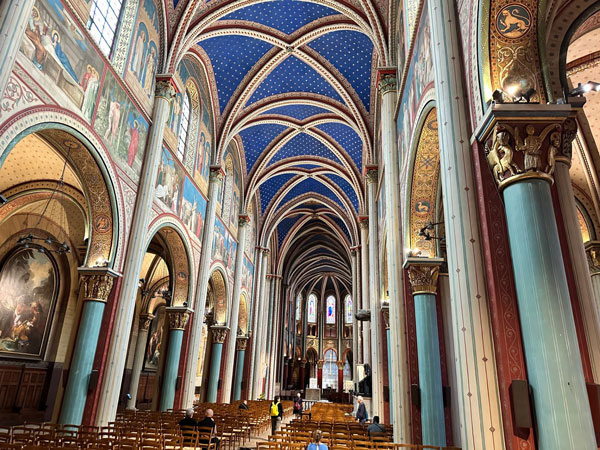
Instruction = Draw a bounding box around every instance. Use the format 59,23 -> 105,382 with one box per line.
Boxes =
569,81 -> 600,97
492,87 -> 537,104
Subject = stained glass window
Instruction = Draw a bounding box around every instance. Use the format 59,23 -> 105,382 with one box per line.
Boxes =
323,349 -> 338,389
295,294 -> 302,321
307,294 -> 316,323
326,295 -> 335,324
88,0 -> 123,56
177,91 -> 191,160
344,295 -> 352,324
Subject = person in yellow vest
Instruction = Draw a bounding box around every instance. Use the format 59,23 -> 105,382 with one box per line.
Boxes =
270,395 -> 283,435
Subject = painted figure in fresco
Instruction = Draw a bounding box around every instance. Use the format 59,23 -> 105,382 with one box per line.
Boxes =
128,120 -> 140,167
81,67 -> 99,121
170,94 -> 182,133
51,31 -> 79,83
143,47 -> 156,96
104,88 -> 122,145
131,28 -> 147,78
171,184 -> 179,213
196,133 -> 206,173
25,6 -> 47,69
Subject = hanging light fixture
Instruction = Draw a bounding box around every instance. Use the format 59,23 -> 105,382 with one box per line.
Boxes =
17,146 -> 72,255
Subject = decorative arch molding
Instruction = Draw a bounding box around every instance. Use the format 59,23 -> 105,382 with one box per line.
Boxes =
278,217 -> 352,261
141,276 -> 169,315
208,265 -> 229,325
145,217 -> 195,307
0,107 -> 123,269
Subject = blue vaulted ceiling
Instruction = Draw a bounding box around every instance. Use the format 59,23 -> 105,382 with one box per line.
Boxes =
260,104 -> 330,120
268,133 -> 342,166
259,173 -> 296,214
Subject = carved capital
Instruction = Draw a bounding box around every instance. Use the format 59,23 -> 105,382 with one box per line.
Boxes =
476,104 -> 575,191
236,336 -> 249,351
139,313 -> 155,331
166,306 -> 192,330
358,216 -> 369,229
210,325 -> 229,343
336,360 -> 344,370
317,359 -> 324,369
381,306 -> 390,330
404,258 -> 444,295
209,165 -> 225,182
239,215 -> 251,226
585,241 -> 600,275
155,80 -> 176,101
377,71 -> 397,94
78,267 -> 119,303
365,166 -> 379,184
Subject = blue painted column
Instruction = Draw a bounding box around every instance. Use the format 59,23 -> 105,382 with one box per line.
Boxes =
206,326 -> 229,403
233,336 -> 248,401
159,306 -> 191,411
477,106 -> 596,449
404,259 -> 445,447
60,268 -> 118,425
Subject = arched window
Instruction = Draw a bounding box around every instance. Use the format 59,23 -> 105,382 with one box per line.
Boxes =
295,294 -> 302,321
307,294 -> 317,323
176,91 -> 191,161
87,0 -> 124,56
326,295 -> 335,324
344,294 -> 352,324
322,349 -> 338,390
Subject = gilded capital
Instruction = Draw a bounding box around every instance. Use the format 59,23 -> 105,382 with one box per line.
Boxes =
139,313 -> 155,331
210,325 -> 229,343
336,360 -> 344,370
166,306 -> 192,330
78,267 -> 119,303
404,257 -> 444,295
236,335 -> 249,351
585,241 -> 600,275
377,71 -> 397,94
317,359 -> 324,369
477,104 -> 574,191
155,80 -> 176,101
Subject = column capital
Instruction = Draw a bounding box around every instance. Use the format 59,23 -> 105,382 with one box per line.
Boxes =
166,306 -> 192,330
381,304 -> 390,330
209,165 -> 225,182
236,335 -> 249,351
239,214 -> 251,226
358,216 -> 369,229
139,313 -> 155,331
364,165 -> 379,184
336,360 -> 345,370
403,257 -> 444,295
155,75 -> 177,101
317,359 -> 324,369
585,241 -> 600,275
376,68 -> 397,95
78,267 -> 120,303
475,104 -> 576,191
210,325 -> 229,343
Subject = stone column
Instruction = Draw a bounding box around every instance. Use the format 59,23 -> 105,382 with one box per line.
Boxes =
180,166 -> 224,408
378,69 -> 409,440
317,359 -> 323,388
95,80 -> 175,425
0,0 -> 35,97
427,0 -> 504,446
126,313 -> 154,409
159,307 -> 192,411
60,268 -> 118,425
359,219 -> 371,366
299,359 -> 307,391
404,259 -> 445,446
337,361 -> 344,393
477,104 -> 596,449
206,325 -> 229,403
267,278 -> 281,397
233,336 -> 249,401
366,166 -> 383,417
586,242 -> 600,311
250,251 -> 268,398
255,277 -> 272,396
247,248 -> 262,397
381,305 -> 391,423
553,117 -> 600,381
351,249 -> 359,384
221,215 -> 250,402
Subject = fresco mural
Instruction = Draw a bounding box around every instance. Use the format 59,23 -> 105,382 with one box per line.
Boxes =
145,306 -> 165,371
19,0 -> 104,122
397,3 -> 433,170
0,247 -> 57,358
156,147 -> 185,215
245,209 -> 255,258
95,69 -> 149,180
193,127 -> 212,193
124,0 -> 160,113
180,176 -> 208,239
241,255 -> 254,293
212,218 -> 238,280
396,5 -> 407,77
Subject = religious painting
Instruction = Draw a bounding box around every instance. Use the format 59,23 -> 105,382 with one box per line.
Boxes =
396,6 -> 407,78
180,177 -> 208,239
125,0 -> 160,113
0,247 -> 58,358
145,306 -> 166,371
241,255 -> 254,293
95,69 -> 149,180
245,209 -> 255,258
193,128 -> 212,194
211,218 -> 238,279
155,147 -> 184,215
238,295 -> 248,334
18,0 -> 105,122
326,295 -> 336,324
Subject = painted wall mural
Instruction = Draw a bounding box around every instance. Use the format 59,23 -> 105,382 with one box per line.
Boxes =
212,218 -> 238,280
0,247 -> 58,358
124,0 -> 160,113
241,255 -> 254,293
19,0 -> 104,122
95,69 -> 149,181
145,306 -> 166,371
181,176 -> 208,240
156,147 -> 185,216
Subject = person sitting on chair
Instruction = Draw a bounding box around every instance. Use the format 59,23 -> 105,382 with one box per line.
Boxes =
293,392 -> 303,416
306,429 -> 328,450
367,416 -> 386,438
197,408 -> 220,449
179,408 -> 197,445
239,399 -> 249,410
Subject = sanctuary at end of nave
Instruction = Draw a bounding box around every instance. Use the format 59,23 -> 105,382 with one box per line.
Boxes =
2,0 -> 600,448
